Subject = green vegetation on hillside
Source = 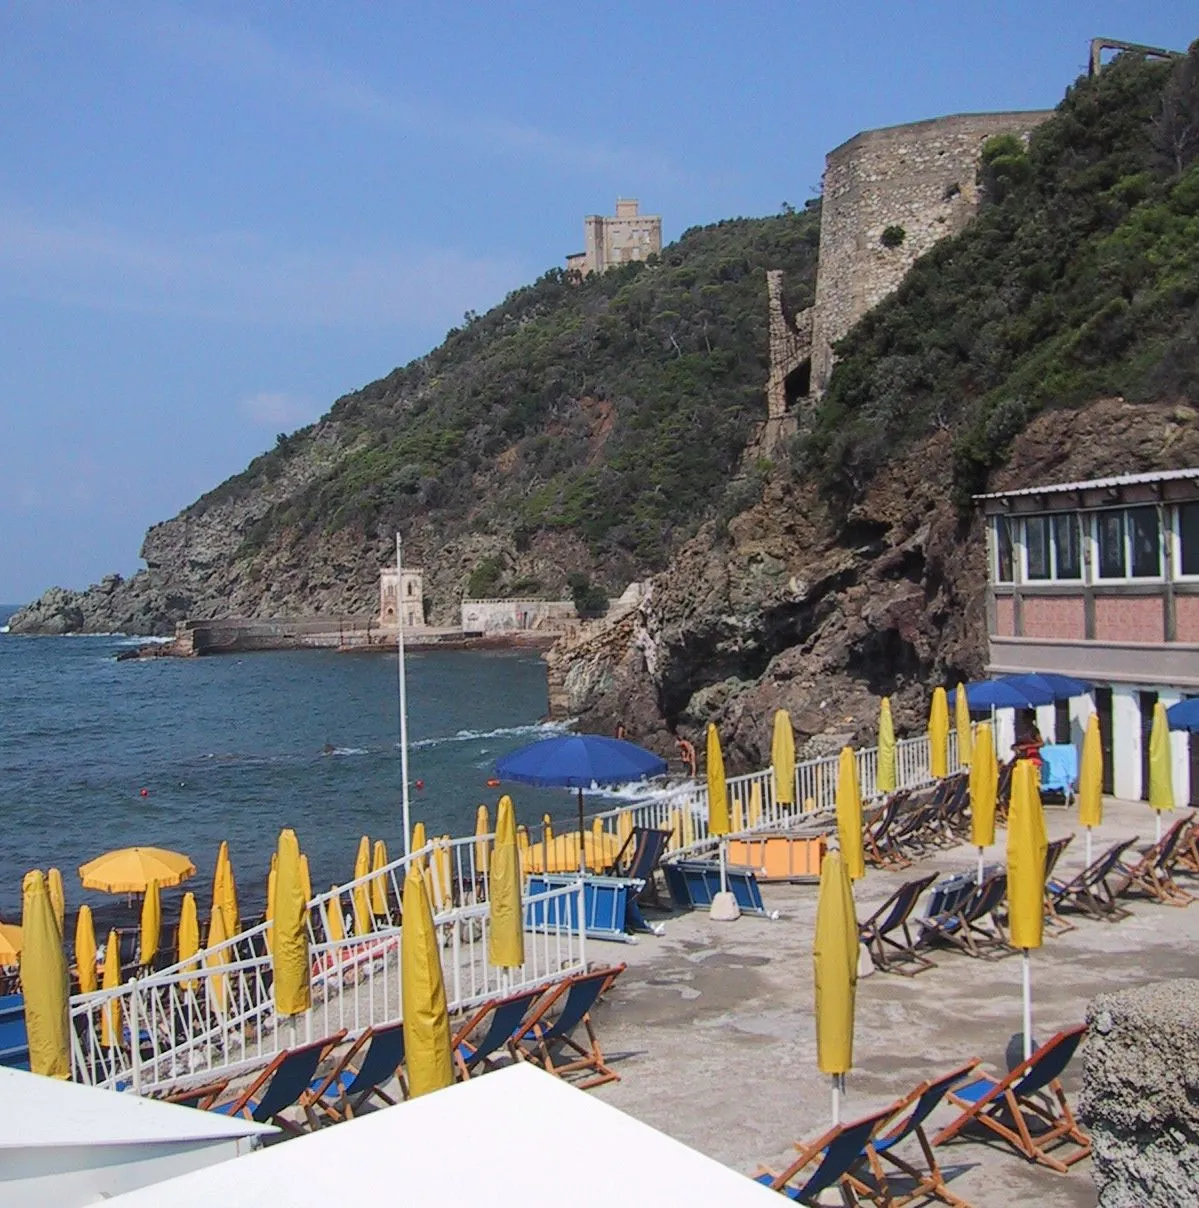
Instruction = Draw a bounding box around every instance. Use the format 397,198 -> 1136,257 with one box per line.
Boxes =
200,207 -> 820,577
802,43 -> 1199,507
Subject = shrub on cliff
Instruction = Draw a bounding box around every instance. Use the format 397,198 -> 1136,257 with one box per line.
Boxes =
801,43 -> 1199,510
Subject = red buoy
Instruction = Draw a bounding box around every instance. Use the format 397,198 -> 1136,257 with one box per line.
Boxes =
415,779 -> 425,790
139,788 -> 149,797
486,778 -> 500,788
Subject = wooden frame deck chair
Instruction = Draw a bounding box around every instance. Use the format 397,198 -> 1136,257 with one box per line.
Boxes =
451,985 -> 546,1080
302,1020 -> 407,1124
891,803 -> 939,859
918,874 -> 1011,960
869,1060 -> 981,1207
1109,815 -> 1195,907
864,792 -> 911,869
1173,813 -> 1199,875
753,1101 -> 899,1204
160,1078 -> 229,1109
1040,834 -> 1076,933
606,826 -> 672,909
858,873 -> 939,976
994,761 -> 1014,820
930,775 -> 971,845
1045,838 -> 1137,922
932,1025 -> 1090,1174
514,964 -> 625,1089
212,1031 -> 346,1136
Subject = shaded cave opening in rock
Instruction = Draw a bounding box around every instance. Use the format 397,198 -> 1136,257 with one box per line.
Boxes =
784,359 -> 810,408
846,626 -> 924,698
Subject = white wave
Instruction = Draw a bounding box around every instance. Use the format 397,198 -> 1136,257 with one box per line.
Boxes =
408,719 -> 574,750
328,746 -> 368,757
586,777 -> 694,803
0,625 -> 8,634
115,635 -> 175,647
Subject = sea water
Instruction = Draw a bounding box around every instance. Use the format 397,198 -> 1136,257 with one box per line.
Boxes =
0,606 -> 587,922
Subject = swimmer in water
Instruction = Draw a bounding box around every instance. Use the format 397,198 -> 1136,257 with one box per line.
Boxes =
321,743 -> 335,755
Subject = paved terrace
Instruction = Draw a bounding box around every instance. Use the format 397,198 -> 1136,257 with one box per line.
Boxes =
589,796 -> 1195,1208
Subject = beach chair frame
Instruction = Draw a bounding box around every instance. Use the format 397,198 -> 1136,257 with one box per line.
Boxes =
858,873 -> 939,976
1045,838 -> 1137,922
1110,815 -> 1195,907
919,874 -> 1011,960
932,1025 -> 1090,1174
450,985 -> 546,1080
1040,834 -> 1076,933
302,1021 -> 408,1124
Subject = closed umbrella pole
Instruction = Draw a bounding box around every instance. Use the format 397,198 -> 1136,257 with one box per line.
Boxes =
488,795 -> 524,987
929,688 -> 949,780
74,905 -> 97,996
707,724 -> 731,898
21,870 -> 70,1078
1148,701 -> 1174,844
1008,760 -> 1048,1062
970,723 -> 998,885
139,878 -> 161,969
47,868 -> 65,938
771,710 -> 796,809
401,864 -> 454,1097
273,828 -> 311,1022
1078,713 -> 1103,866
877,698 -> 896,794
955,682 -> 973,769
835,747 -> 865,882
814,850 -> 857,1124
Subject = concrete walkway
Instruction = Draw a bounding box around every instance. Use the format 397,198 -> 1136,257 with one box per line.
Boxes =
590,796 -> 1196,1207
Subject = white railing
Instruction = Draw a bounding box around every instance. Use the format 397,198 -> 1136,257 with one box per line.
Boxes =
69,844 -> 586,1094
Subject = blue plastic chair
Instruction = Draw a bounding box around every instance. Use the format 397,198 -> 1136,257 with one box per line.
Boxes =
303,1021 -> 408,1122
754,1102 -> 898,1202
1039,744 -> 1078,804
0,995 -> 30,1070
452,987 -> 544,1079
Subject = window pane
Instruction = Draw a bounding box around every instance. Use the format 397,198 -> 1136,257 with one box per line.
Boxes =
995,516 -> 1013,582
1097,511 -> 1126,578
1128,506 -> 1161,578
1052,513 -> 1081,579
1025,516 -> 1050,580
1180,503 -> 1199,576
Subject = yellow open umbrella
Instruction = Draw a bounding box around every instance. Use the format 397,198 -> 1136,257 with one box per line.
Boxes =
273,828 -> 310,1018
401,863 -> 454,1098
814,849 -> 857,1123
21,870 -> 69,1078
1007,759 -> 1048,1062
139,878 -> 161,968
352,836 -> 371,936
212,841 -> 240,939
79,847 -> 195,894
1078,713 -> 1103,864
955,682 -> 973,768
771,710 -> 795,808
474,804 -> 491,879
177,892 -> 200,989
0,924 -> 22,966
929,688 -> 949,779
1148,700 -> 1174,842
835,747 -> 865,881
877,697 -> 897,794
74,905 -> 97,995
100,929 -> 121,1048
47,868 -> 65,937
371,839 -> 389,917
969,722 -> 999,882
205,906 -> 228,1015
324,888 -> 345,942
488,795 -> 524,972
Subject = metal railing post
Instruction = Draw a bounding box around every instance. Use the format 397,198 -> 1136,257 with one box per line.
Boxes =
129,979 -> 141,1095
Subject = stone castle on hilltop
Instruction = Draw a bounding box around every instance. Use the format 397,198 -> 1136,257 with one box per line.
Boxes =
566,199 -> 662,275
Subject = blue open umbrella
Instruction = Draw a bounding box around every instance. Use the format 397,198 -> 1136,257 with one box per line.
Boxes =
1000,673 -> 1090,702
950,680 -> 1054,710
1167,698 -> 1199,732
496,735 -> 667,872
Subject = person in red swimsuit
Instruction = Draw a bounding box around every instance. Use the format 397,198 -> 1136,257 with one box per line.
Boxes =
1013,718 -> 1045,773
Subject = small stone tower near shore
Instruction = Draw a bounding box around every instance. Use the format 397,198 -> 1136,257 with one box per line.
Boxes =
378,565 -> 425,628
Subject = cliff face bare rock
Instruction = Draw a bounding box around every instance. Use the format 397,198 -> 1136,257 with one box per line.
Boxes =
548,398 -> 1199,770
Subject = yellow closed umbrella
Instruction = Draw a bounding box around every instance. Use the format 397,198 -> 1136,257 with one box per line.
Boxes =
771,710 -> 795,808
139,878 -> 161,968
79,847 -> 195,894
212,841 -> 240,939
47,868 -> 65,937
682,802 -> 695,848
299,854 -> 312,904
1007,759 -> 1048,1061
955,682 -> 973,768
371,840 -> 389,917
617,808 -> 634,854
0,924 -> 21,966
488,795 -> 524,972
835,747 -> 865,881
877,697 -> 897,794
516,824 -> 530,873
205,906 -> 228,1015
814,849 -> 857,1123
323,888 -> 345,942
411,822 -> 428,868
21,870 -> 70,1078
352,836 -> 371,936
748,780 -> 763,829
177,892 -> 200,988
474,804 -> 491,879
74,905 -> 97,995
401,864 -> 454,1098
669,808 -> 682,851
970,722 -> 999,882
264,866 -> 277,954
1148,700 -> 1174,842
100,929 -> 122,1049
1078,713 -> 1103,864
929,687 -> 949,779
706,724 -> 730,835
273,828 -> 310,1017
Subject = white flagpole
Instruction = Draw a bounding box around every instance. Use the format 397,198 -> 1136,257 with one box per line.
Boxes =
396,533 -> 412,856
1022,950 -> 1033,1062
831,1075 -> 841,1125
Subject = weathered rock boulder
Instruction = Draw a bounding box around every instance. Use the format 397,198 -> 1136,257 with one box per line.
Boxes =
1081,979 -> 1199,1206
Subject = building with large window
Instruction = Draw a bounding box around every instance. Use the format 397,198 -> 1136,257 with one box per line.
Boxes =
977,468 -> 1199,803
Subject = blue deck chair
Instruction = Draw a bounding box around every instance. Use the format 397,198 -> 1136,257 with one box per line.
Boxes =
0,995 -> 29,1070
515,964 -> 625,1089
1039,745 -> 1078,806
663,859 -> 768,915
451,986 -> 545,1080
932,1024 -> 1090,1173
212,1031 -> 346,1136
870,1059 -> 979,1204
302,1021 -> 408,1124
753,1101 -> 899,1202
606,827 -> 672,909
918,874 -> 1011,959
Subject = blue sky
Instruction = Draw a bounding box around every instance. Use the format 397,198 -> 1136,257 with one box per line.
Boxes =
0,3 -> 1194,602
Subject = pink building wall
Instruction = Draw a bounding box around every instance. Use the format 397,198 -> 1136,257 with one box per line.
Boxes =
995,597 -> 1015,637
1176,596 -> 1199,643
1021,595 -> 1086,640
1094,596 -> 1165,643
